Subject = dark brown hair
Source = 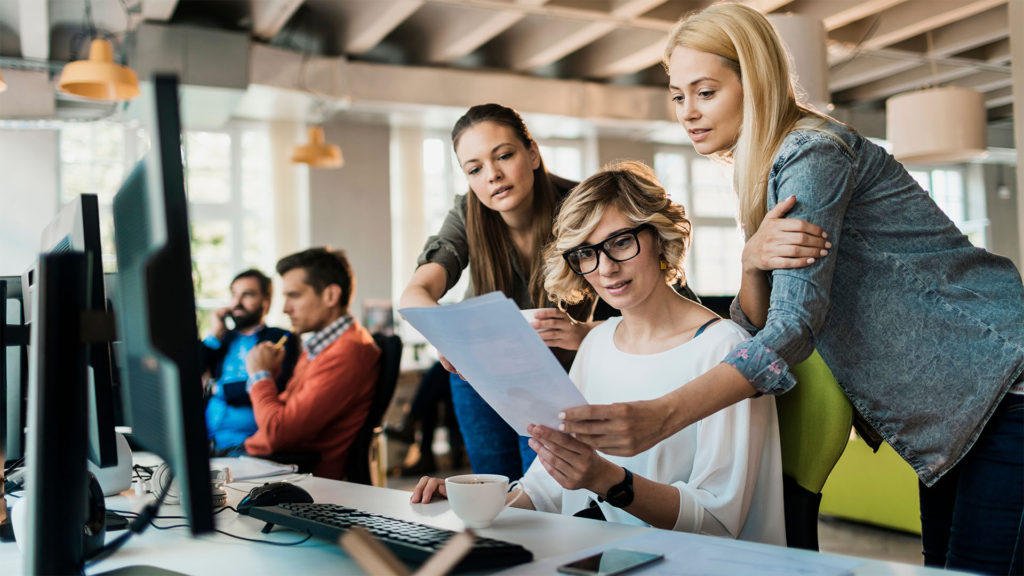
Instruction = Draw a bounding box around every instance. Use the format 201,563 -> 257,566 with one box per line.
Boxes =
451,103 -> 559,306
276,247 -> 355,312
231,268 -> 272,298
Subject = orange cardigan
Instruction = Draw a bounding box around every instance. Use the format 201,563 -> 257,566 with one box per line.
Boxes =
245,321 -> 380,480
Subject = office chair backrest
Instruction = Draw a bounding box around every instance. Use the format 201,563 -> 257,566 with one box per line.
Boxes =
776,349 -> 853,550
344,333 -> 403,485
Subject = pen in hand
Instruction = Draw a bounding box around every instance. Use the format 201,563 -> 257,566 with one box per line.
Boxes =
273,335 -> 288,350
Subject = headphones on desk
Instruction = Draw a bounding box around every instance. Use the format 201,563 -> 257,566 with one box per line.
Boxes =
148,463 -> 228,508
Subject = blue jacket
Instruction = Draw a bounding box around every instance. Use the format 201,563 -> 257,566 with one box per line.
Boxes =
200,325 -> 300,404
725,119 -> 1024,486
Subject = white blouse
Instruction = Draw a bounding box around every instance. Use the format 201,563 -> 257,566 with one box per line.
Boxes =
520,317 -> 786,546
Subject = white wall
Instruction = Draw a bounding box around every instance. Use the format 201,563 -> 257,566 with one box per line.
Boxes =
0,129 -> 60,276
307,120 -> 392,324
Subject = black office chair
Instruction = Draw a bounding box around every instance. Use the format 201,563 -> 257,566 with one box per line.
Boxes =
343,332 -> 403,485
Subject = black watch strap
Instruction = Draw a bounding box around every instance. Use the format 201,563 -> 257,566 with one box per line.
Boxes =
599,467 -> 634,508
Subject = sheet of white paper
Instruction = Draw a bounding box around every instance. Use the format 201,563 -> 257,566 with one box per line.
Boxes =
495,529 -> 860,576
399,292 -> 587,435
209,456 -> 298,481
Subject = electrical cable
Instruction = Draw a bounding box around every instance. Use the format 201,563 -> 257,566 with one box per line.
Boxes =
84,466 -> 173,566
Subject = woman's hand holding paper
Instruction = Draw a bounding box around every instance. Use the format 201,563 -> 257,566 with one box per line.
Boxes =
526,423 -> 621,494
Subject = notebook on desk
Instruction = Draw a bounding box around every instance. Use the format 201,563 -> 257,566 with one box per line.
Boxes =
210,456 -> 298,481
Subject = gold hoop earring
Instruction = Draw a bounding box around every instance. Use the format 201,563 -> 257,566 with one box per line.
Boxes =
660,260 -> 667,270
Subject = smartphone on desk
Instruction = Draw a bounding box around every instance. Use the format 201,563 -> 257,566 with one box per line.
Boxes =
556,548 -> 664,576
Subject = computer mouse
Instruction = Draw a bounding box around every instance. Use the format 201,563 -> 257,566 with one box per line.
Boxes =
237,481 -> 314,515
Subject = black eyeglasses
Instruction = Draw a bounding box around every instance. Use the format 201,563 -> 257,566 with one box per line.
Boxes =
562,224 -> 653,275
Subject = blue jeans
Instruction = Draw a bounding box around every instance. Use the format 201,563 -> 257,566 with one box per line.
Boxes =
450,373 -> 536,480
919,392 -> 1024,575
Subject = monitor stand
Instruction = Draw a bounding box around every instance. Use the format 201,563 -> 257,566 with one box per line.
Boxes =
89,432 -> 133,496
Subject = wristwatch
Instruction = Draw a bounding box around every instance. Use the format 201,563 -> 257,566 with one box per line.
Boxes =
600,467 -> 634,508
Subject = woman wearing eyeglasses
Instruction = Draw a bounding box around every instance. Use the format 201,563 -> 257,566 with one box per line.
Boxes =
412,161 -> 786,544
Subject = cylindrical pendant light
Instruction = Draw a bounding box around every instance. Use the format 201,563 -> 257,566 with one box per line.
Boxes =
58,38 -> 140,101
886,87 -> 987,164
0,69 -> 7,93
768,13 -> 830,112
291,126 -> 343,168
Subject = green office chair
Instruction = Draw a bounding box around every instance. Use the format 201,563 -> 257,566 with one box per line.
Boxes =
776,349 -> 853,551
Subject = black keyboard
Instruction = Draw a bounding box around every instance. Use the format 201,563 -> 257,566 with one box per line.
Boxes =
248,502 -> 533,572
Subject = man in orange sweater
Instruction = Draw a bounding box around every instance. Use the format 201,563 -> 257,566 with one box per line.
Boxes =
243,248 -> 380,480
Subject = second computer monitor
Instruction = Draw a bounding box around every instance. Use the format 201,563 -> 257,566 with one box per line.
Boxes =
111,74 -> 213,534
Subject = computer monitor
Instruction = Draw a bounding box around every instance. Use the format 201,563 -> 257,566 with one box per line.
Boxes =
38,194 -> 119,470
1,276 -> 28,465
22,252 -> 93,574
110,74 -> 214,535
22,75 -> 213,573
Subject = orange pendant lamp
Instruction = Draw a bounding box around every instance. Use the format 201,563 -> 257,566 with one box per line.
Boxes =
291,126 -> 343,168
58,38 -> 140,101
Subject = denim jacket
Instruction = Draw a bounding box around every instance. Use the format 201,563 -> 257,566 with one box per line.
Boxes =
724,119 -> 1024,487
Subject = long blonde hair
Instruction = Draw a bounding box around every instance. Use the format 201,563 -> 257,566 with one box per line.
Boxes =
663,3 -> 830,237
543,161 -> 691,307
451,104 -> 560,306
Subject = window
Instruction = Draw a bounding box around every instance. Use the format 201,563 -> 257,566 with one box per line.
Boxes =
60,122 -> 276,335
59,121 -> 144,273
655,149 -> 743,296
908,167 -> 987,248
539,141 -> 584,182
184,126 -> 276,334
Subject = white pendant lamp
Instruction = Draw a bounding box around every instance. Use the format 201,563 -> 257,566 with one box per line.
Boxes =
58,38 -> 140,102
292,126 -> 343,169
886,87 -> 987,164
768,13 -> 830,112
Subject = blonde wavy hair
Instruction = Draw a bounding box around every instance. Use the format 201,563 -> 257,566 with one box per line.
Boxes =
543,161 -> 691,308
663,2 -> 832,238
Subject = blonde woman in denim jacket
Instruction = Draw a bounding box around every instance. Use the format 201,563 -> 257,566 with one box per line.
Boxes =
559,4 -> 1024,574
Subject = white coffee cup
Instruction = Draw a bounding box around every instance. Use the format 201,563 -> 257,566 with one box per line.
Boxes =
445,474 -> 522,529
520,308 -> 555,332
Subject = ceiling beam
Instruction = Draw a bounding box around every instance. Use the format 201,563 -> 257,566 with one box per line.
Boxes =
829,7 -> 1010,92
141,0 -> 179,21
344,0 -> 424,54
506,19 -> 616,71
419,6 -> 525,63
571,28 -> 667,79
926,5 -> 1010,57
18,0 -> 48,60
822,0 -> 909,31
980,85 -> 1013,108
835,61 -> 986,103
252,0 -> 306,41
608,0 -> 674,17
782,0 -> 910,32
744,0 -> 797,12
422,0 -> 672,32
830,0 -> 1007,51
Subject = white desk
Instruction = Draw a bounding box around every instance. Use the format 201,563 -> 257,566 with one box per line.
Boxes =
1,473 -> 947,576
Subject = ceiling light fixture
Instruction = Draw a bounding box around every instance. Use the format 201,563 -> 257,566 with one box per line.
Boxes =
58,38 -> 139,101
57,0 -> 139,102
884,32 -> 986,166
291,126 -> 343,168
0,69 -> 7,93
886,87 -> 987,164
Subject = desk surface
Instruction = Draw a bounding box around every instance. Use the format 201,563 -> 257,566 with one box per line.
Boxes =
1,471 -> 945,576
